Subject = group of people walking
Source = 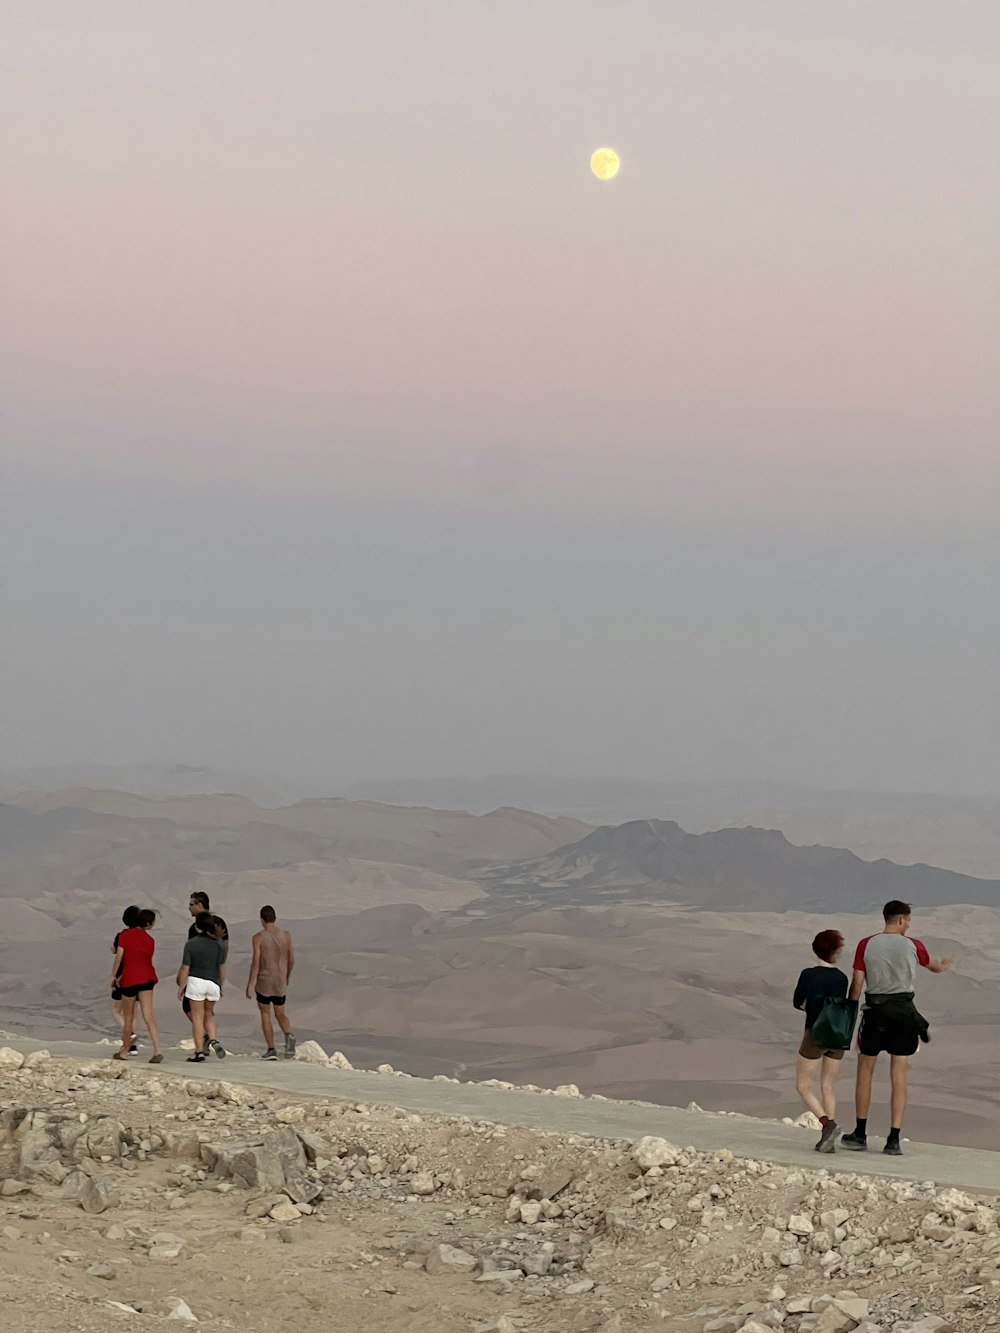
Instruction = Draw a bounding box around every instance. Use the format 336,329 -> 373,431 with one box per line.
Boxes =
109,892 -> 297,1064
793,899 -> 952,1156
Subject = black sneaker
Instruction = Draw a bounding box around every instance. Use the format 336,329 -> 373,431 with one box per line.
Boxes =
840,1131 -> 868,1152
815,1120 -> 838,1153
284,1033 -> 296,1060
883,1141 -> 903,1156
263,1048 -> 278,1061
128,1044 -> 139,1056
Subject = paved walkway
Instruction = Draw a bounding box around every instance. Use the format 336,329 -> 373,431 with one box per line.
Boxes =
8,1036 -> 1000,1194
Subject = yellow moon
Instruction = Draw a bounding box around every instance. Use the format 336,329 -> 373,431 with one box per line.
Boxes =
590,147 -> 620,181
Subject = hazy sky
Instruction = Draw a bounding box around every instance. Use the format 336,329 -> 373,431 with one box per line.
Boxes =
3,2 -> 999,795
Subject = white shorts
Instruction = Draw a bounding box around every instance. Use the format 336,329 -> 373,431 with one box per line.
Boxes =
185,978 -> 221,1003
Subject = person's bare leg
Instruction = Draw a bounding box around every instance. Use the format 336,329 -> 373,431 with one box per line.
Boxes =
137,990 -> 161,1058
795,1055 -> 827,1120
258,1003 -> 275,1049
190,1000 -> 205,1055
889,1055 -> 909,1129
855,1054 -> 877,1120
272,1004 -> 291,1038
117,998 -> 137,1057
203,1000 -> 217,1043
819,1056 -> 841,1121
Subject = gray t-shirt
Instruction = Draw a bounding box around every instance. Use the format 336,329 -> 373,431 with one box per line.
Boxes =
182,936 -> 226,986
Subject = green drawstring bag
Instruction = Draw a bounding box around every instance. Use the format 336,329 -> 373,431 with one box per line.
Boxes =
811,997 -> 858,1051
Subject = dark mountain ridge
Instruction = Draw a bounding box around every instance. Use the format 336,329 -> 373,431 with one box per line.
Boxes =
487,818 -> 1000,912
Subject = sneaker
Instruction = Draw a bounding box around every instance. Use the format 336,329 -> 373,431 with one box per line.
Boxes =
284,1033 -> 296,1060
128,1044 -> 139,1056
883,1141 -> 903,1156
202,1039 -> 211,1056
815,1120 -> 838,1153
840,1132 -> 868,1152
263,1048 -> 278,1061
210,1038 -> 226,1060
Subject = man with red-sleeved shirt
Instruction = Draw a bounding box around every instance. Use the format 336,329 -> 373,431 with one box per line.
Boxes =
841,899 -> 952,1157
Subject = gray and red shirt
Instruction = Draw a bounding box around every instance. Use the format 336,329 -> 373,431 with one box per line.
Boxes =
853,933 -> 930,995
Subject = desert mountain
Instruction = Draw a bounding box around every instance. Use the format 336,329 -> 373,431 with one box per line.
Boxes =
487,818 -> 1000,912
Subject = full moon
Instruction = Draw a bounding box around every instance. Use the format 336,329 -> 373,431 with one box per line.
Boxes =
590,147 -> 621,181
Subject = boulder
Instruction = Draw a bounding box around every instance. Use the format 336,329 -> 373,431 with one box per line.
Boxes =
0,1049 -> 25,1070
633,1136 -> 682,1171
327,1051 -> 353,1070
425,1243 -> 477,1276
409,1171 -> 437,1196
293,1041 -> 328,1064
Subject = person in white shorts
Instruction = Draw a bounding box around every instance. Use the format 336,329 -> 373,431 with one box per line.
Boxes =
176,914 -> 227,1064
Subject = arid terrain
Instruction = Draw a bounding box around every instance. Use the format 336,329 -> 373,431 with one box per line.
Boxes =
0,1044 -> 985,1332
2,786 -> 1000,1149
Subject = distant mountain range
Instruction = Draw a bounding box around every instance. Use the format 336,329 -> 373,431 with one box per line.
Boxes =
487,818 -> 1000,912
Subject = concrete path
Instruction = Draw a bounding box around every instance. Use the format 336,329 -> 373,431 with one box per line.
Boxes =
8,1036 -> 1000,1195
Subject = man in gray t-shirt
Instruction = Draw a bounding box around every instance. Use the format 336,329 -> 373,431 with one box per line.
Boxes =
841,900 -> 952,1157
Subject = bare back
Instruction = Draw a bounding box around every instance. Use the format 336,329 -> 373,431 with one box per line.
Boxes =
255,927 -> 291,997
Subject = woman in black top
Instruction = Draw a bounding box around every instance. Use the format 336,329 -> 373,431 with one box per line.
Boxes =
793,929 -> 849,1151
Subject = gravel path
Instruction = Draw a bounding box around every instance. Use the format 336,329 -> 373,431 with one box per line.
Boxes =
9,1035 -> 1000,1193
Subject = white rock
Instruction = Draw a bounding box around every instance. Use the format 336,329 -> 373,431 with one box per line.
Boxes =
788,1213 -> 814,1236
892,1320 -> 953,1333
293,1040 -> 328,1064
327,1050 -> 353,1070
519,1201 -> 543,1225
633,1136 -> 682,1170
167,1298 -> 198,1322
553,1084 -> 581,1097
0,1048 -> 25,1070
409,1171 -> 437,1196
795,1111 -> 822,1130
22,1050 -> 50,1070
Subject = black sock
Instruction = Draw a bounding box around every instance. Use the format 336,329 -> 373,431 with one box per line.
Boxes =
887,1127 -> 901,1146
854,1118 -> 867,1139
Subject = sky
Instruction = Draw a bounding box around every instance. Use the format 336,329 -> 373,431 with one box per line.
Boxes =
2,1 -> 999,795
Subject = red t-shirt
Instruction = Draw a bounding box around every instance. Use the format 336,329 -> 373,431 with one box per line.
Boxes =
117,927 -> 158,988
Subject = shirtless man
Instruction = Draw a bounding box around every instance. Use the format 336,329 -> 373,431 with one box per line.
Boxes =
246,905 -> 296,1060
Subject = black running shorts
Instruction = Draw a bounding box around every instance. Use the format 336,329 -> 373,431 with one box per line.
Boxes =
256,992 -> 287,1007
858,1008 -> 919,1058
119,980 -> 156,999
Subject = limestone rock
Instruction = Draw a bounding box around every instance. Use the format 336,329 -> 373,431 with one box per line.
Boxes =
166,1298 -> 198,1322
268,1201 -> 300,1224
327,1051 -> 353,1070
0,1048 -> 25,1070
293,1040 -> 328,1064
409,1171 -> 437,1196
425,1243 -> 477,1275
634,1136 -> 682,1171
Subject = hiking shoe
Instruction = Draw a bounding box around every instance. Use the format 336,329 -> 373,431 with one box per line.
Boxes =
128,1044 -> 139,1055
263,1048 -> 278,1061
840,1132 -> 868,1152
201,1039 -> 211,1056
815,1120 -> 838,1153
210,1039 -> 226,1060
883,1141 -> 903,1156
284,1033 -> 296,1060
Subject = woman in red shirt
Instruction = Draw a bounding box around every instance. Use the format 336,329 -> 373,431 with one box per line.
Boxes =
110,909 -> 163,1063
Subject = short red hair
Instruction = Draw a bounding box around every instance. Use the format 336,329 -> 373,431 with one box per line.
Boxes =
812,929 -> 844,963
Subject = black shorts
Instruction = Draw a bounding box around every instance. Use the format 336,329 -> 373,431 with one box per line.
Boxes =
181,995 -> 191,1015
858,1008 -> 919,1058
111,986 -> 123,1002
256,993 -> 286,1007
119,980 -> 156,999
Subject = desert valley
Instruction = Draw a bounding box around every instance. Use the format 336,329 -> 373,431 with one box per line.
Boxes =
2,781 -> 999,1149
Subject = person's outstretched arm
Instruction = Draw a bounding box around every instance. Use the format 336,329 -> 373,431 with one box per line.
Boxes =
914,939 -> 953,974
246,935 -> 261,999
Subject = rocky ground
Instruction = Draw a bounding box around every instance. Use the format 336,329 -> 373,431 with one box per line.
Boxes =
0,1046 -> 995,1333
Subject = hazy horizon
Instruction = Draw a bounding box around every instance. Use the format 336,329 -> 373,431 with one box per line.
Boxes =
3,2 -> 998,796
